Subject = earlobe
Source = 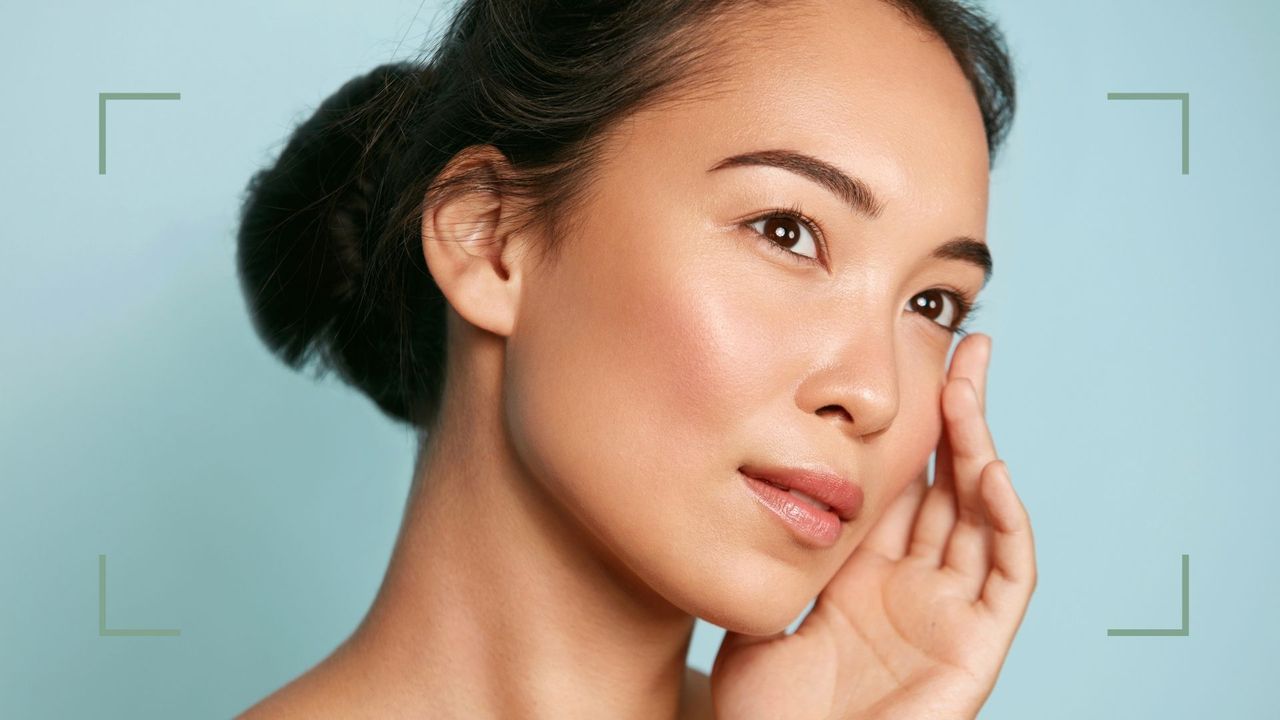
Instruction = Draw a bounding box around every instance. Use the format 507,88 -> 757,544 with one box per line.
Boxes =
419,147 -> 526,338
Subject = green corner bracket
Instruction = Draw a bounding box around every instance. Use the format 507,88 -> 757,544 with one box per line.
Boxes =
98,554 -> 180,637
1106,92 -> 1190,175
97,92 -> 181,175
1107,553 -> 1190,637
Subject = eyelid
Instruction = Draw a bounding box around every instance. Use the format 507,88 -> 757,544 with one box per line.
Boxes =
742,202 -> 831,267
741,207 -> 983,336
926,285 -> 981,336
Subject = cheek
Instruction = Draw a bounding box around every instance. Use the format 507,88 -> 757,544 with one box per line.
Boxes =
502,220 -> 819,618
871,351 -> 945,509
502,224 -> 763,539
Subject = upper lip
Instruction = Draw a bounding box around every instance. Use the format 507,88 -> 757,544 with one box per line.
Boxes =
740,463 -> 864,521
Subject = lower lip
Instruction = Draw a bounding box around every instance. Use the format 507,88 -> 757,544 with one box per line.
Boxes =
741,472 -> 844,548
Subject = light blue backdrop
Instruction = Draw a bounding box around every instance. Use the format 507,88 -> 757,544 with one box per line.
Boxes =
3,1 -> 1277,717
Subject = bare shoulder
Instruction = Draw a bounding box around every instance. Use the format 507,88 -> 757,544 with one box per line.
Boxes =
241,662 -> 713,718
680,666 -> 714,720
235,678 -> 329,720
235,659 -> 362,719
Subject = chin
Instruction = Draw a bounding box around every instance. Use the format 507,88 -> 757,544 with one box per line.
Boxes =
669,560 -> 823,637
699,597 -> 809,637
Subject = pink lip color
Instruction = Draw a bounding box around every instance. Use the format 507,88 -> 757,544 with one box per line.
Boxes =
742,472 -> 843,548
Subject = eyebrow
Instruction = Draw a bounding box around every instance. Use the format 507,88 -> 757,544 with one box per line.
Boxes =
708,148 -> 993,284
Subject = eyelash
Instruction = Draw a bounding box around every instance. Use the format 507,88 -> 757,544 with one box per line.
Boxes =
742,205 -> 981,336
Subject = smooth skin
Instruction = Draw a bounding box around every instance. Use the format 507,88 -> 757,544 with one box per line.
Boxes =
238,1 -> 1034,718
711,333 -> 1037,719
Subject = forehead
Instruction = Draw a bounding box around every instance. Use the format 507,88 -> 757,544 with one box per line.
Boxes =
604,0 -> 990,229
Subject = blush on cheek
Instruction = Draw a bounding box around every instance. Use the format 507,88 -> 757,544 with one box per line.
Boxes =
907,393 -> 944,484
630,257 -> 804,450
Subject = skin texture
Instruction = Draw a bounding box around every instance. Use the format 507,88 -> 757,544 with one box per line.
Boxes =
237,0 -> 1034,718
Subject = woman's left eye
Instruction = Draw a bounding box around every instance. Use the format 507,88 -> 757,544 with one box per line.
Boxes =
744,210 -> 976,334
747,211 -> 821,263
907,288 -> 974,334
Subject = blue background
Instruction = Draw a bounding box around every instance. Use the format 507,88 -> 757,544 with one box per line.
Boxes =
3,1 -> 1277,717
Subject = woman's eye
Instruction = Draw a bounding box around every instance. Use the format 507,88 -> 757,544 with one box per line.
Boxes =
748,213 -> 820,262
907,289 -> 965,331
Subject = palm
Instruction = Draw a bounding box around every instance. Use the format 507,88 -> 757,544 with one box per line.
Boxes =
710,334 -> 1036,720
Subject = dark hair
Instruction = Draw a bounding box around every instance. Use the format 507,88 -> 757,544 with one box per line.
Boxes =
235,0 -> 1016,431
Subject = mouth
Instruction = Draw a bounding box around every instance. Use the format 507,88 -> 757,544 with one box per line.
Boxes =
740,470 -> 849,548
738,463 -> 864,522
755,478 -> 834,514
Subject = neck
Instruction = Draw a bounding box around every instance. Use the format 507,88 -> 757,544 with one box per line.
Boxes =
324,347 -> 700,719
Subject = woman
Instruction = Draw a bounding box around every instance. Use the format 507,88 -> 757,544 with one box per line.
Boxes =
234,0 -> 1035,717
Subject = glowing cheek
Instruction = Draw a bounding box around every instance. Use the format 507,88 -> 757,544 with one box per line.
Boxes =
904,377 -> 945,478
645,287 -> 747,423
605,261 -> 776,456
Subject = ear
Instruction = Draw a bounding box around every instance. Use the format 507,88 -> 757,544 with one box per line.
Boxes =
420,145 -> 531,338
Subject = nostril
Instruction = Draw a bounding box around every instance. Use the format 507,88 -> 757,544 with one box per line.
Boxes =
817,405 -> 853,424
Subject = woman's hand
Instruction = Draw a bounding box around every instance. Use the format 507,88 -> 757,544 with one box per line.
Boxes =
709,333 -> 1036,720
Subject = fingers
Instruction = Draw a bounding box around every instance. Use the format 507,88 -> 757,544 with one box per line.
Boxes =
947,333 -> 991,415
908,333 -> 1023,610
907,425 -> 954,565
978,460 -> 1037,614
939,378 -> 1000,589
926,333 -> 991,500
906,334 -> 992,565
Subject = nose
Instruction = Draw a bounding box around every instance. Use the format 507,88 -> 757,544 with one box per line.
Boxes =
796,324 -> 900,440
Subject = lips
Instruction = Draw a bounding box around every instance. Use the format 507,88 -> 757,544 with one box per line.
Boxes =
739,464 -> 864,521
765,481 -> 832,512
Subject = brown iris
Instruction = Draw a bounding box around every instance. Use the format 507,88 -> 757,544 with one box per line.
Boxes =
762,216 -> 803,250
910,290 -> 948,322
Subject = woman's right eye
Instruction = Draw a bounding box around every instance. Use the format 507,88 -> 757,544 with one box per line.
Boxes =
747,211 -> 822,264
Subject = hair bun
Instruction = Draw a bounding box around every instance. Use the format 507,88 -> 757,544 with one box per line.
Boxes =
235,61 -> 434,424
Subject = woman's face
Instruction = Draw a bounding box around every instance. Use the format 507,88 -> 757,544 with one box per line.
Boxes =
504,0 -> 991,633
